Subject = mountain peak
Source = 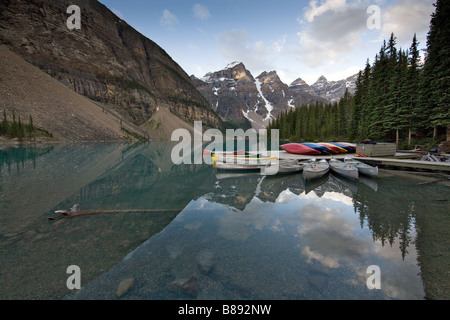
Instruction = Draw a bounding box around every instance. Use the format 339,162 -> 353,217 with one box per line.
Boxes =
289,78 -> 309,87
224,61 -> 245,70
257,70 -> 279,79
256,71 -> 282,85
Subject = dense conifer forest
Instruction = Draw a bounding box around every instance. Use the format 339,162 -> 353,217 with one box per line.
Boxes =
268,0 -> 449,148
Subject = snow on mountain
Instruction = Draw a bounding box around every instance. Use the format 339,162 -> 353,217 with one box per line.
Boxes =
191,63 -> 358,129
255,78 -> 274,121
311,74 -> 357,103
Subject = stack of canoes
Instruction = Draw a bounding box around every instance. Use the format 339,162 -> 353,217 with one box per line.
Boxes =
280,143 -> 321,155
281,142 -> 356,155
207,150 -> 379,180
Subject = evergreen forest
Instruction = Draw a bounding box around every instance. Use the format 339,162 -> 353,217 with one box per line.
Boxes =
268,0 -> 449,148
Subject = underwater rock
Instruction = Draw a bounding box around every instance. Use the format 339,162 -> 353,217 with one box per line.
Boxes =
116,277 -> 135,298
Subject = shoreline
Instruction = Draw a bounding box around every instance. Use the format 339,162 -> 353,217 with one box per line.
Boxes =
0,136 -> 135,148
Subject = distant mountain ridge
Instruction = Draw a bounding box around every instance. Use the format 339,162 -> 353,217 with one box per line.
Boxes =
192,62 -> 357,129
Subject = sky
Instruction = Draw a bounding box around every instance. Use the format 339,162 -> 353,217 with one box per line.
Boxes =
98,0 -> 436,85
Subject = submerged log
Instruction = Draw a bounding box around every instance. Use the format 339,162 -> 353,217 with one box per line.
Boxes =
417,177 -> 449,186
48,208 -> 182,226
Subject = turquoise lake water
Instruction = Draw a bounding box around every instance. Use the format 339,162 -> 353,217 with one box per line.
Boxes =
0,142 -> 448,300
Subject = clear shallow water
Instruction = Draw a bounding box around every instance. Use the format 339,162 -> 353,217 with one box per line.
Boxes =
0,143 -> 448,300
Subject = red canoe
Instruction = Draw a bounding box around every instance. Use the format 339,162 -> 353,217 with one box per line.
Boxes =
318,143 -> 346,154
281,143 -> 322,155
317,143 -> 339,154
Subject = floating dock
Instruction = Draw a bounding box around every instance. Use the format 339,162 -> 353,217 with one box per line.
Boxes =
356,157 -> 450,172
275,151 -> 450,173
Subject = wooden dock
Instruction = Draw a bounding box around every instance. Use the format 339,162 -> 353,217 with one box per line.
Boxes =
274,151 -> 450,173
356,157 -> 450,172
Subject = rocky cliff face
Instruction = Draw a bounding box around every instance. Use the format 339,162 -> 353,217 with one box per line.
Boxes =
192,62 -> 264,128
0,0 -> 222,131
310,75 -> 358,103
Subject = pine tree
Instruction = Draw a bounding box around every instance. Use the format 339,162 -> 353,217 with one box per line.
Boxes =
386,49 -> 409,147
383,34 -> 405,144
359,60 -> 372,138
294,107 -> 301,139
27,115 -> 34,134
422,0 -> 450,140
349,71 -> 363,139
406,34 -> 422,145
10,110 -> 18,138
17,116 -> 25,140
338,89 -> 350,138
0,110 -> 7,136
367,43 -> 389,139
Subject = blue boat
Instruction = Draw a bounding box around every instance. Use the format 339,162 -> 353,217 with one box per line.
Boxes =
329,142 -> 354,153
303,143 -> 330,154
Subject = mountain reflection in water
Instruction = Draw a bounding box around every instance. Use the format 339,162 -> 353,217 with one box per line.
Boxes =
0,143 -> 448,300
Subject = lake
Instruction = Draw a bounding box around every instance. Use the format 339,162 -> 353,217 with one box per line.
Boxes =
0,142 -> 448,300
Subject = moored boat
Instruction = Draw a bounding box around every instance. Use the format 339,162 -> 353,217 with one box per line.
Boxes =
214,158 -> 301,175
344,157 -> 379,178
329,142 -> 354,153
337,142 -> 357,152
303,143 -> 329,154
281,143 -> 321,155
317,143 -> 339,154
261,162 -> 303,175
329,158 -> 359,180
318,142 -> 348,154
211,154 -> 277,163
202,149 -> 245,156
301,159 -> 330,180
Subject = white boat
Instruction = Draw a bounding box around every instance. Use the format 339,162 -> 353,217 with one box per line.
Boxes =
214,159 -> 301,175
301,159 -> 330,180
344,157 -> 378,178
329,158 -> 359,180
261,162 -> 303,175
211,154 -> 277,163
202,149 -> 245,156
278,163 -> 303,174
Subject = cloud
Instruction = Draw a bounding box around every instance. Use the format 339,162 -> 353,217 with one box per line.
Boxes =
160,9 -> 179,29
216,29 -> 273,76
303,0 -> 348,23
273,35 -> 287,53
381,0 -> 435,45
193,3 -> 211,21
295,1 -> 368,67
